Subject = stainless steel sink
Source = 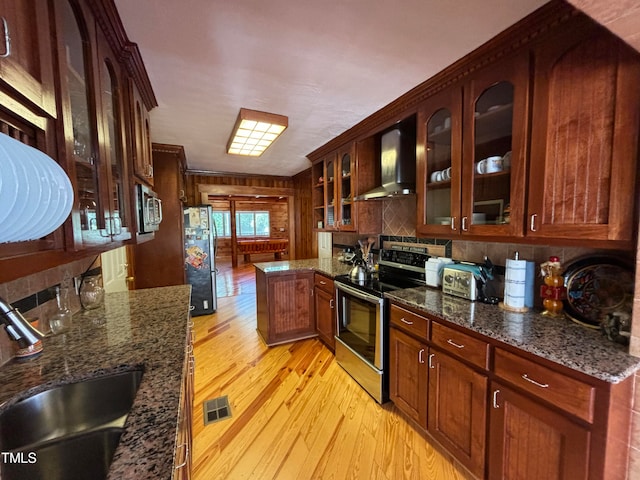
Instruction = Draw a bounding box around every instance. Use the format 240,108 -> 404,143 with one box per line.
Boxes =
0,369 -> 143,480
0,369 -> 142,451
1,428 -> 123,480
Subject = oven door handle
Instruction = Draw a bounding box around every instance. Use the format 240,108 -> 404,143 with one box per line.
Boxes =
335,282 -> 382,304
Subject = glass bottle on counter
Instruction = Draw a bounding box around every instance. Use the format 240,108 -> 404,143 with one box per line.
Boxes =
49,286 -> 73,334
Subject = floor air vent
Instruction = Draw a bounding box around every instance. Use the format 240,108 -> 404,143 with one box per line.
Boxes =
203,395 -> 232,425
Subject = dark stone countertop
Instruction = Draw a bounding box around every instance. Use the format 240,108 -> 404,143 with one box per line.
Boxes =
386,286 -> 640,384
0,284 -> 192,480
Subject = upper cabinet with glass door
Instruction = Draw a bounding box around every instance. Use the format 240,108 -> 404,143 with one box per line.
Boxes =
337,144 -> 355,231
417,88 -> 462,235
418,53 -> 529,238
56,0 -> 130,246
460,54 -> 529,237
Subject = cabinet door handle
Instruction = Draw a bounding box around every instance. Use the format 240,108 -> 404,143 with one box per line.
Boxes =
461,216 -> 468,231
418,348 -> 425,364
175,443 -> 189,469
530,214 -> 538,232
522,373 -> 549,388
320,280 -> 327,285
493,389 -> 500,408
450,217 -> 456,231
428,353 -> 435,369
0,17 -> 11,58
446,339 -> 465,349
400,317 -> 413,325
329,299 -> 334,309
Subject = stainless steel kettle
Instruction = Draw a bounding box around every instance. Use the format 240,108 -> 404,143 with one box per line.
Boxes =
349,264 -> 368,282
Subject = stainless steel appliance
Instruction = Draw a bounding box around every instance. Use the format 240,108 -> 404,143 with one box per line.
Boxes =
135,184 -> 162,233
442,266 -> 479,301
184,206 -> 218,315
334,247 -> 428,403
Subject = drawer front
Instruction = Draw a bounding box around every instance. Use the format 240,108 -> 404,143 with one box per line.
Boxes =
390,304 -> 429,340
314,274 -> 334,293
494,348 -> 595,423
431,322 -> 489,370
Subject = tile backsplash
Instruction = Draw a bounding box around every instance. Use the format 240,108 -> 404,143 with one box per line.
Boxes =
0,254 -> 101,365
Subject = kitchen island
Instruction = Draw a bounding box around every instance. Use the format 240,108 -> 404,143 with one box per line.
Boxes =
0,284 -> 192,480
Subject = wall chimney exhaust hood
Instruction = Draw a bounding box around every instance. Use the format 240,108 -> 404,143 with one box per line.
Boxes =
356,121 -> 416,201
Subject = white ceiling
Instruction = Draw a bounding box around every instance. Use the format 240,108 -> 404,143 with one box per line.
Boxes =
114,0 -> 548,177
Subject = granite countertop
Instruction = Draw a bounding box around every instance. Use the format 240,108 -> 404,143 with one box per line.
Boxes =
0,284 -> 192,480
386,286 -> 640,384
253,258 -> 353,278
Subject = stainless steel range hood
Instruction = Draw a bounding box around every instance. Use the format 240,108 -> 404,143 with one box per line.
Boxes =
356,127 -> 416,201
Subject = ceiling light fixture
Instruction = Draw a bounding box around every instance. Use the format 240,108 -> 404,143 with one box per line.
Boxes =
227,108 -> 288,157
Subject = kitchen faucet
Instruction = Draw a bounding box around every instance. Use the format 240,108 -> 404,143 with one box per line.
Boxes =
0,297 -> 45,347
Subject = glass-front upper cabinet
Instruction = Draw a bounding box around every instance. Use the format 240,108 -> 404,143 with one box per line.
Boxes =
338,145 -> 355,231
57,0 -> 130,246
60,0 -> 104,245
460,54 -> 529,237
325,154 -> 337,229
417,88 -> 462,235
97,31 -> 131,242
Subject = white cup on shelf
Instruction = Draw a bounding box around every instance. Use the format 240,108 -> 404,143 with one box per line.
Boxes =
442,167 -> 452,181
476,159 -> 487,174
485,156 -> 503,173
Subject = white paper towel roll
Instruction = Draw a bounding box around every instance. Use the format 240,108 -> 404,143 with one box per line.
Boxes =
504,258 -> 528,309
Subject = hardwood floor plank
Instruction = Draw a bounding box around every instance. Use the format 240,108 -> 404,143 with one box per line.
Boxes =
192,261 -> 475,480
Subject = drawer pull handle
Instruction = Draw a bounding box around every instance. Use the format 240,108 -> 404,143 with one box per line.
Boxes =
447,339 -> 465,349
418,348 -> 425,364
428,353 -> 435,369
320,281 -> 327,285
493,389 -> 500,408
400,317 -> 414,325
522,373 -> 549,388
175,442 -> 189,469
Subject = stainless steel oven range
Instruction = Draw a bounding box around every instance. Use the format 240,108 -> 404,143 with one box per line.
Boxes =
334,247 -> 428,403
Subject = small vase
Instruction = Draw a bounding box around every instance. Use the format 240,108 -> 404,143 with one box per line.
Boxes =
49,286 -> 73,334
80,275 -> 105,310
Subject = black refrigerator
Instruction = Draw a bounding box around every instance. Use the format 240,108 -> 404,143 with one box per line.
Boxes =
184,206 -> 217,315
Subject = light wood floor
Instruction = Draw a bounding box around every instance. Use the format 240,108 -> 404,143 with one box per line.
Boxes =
192,261 -> 473,480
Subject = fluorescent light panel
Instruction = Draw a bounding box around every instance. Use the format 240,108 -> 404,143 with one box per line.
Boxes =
227,108 -> 288,156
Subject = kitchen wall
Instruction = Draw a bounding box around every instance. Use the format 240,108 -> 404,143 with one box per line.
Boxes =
0,255 -> 99,365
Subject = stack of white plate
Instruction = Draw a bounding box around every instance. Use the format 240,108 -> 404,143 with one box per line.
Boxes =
0,133 -> 73,243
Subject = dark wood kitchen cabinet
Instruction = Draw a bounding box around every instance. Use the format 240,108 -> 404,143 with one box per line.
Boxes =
130,79 -> 154,186
416,52 -> 529,239
389,326 -> 428,429
526,20 -> 640,247
0,0 -> 56,116
256,268 -> 316,346
175,318 -> 194,479
389,304 -> 429,429
314,273 -> 335,351
0,0 -> 156,283
56,0 -> 132,247
488,381 -> 590,480
312,139 -> 381,234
